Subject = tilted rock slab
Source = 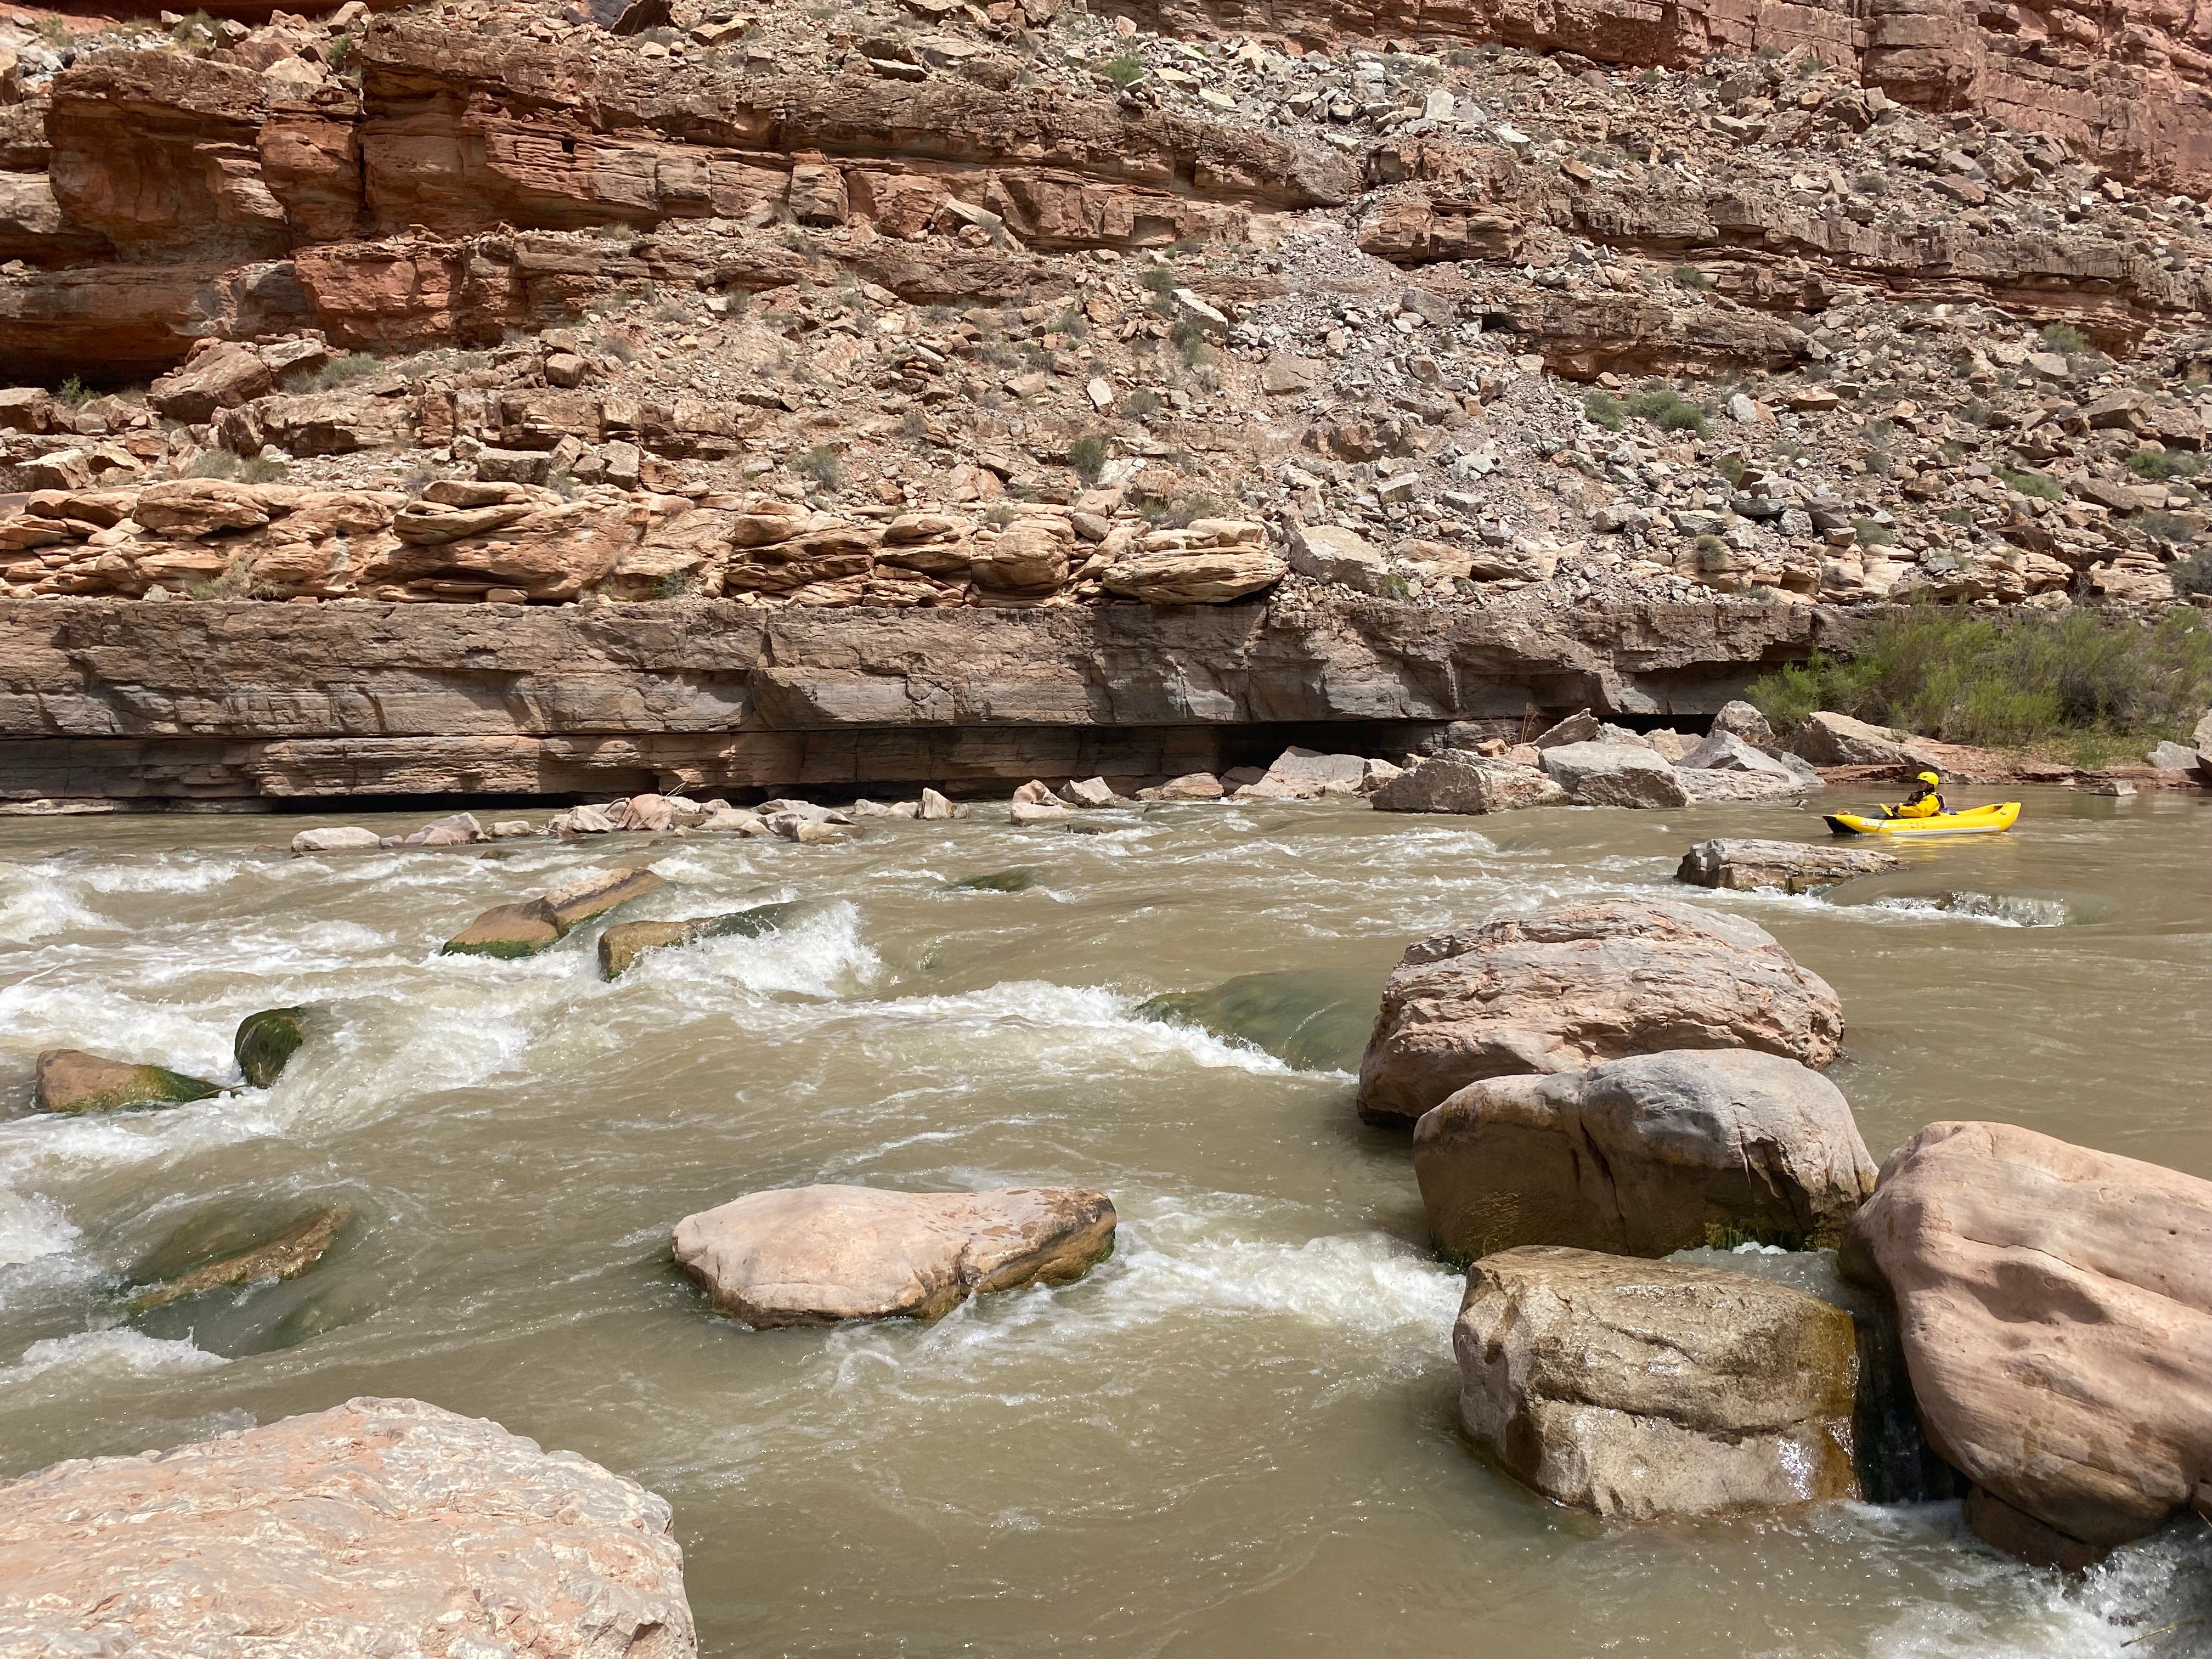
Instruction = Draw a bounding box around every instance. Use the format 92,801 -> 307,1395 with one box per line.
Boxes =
1454,1246 -> 1860,1519
673,1185 -> 1117,1327
1677,837 -> 1902,893
0,1396 -> 695,1658
443,867 -> 664,958
1357,899 -> 1843,1127
1788,710 -> 1937,768
1415,1050 -> 1877,1261
33,1047 -> 222,1115
1370,752 -> 1566,815
1844,1121 -> 2212,1558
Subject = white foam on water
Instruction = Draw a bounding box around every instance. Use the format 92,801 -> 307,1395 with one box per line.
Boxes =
74,856 -> 246,896
0,1327 -> 229,1390
0,869 -> 106,945
853,981 -> 1305,1078
639,901 -> 881,1002
1855,1509 -> 2212,1659
0,1189 -> 77,1271
1869,893 -> 2068,928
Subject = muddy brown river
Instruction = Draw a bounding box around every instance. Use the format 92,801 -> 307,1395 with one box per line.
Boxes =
1,782 -> 2207,1657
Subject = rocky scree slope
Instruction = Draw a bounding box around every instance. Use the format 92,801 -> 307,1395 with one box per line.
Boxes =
0,0 -> 2204,637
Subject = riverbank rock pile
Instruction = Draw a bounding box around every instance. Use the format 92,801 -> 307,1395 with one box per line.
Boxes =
672,1184 -> 1119,1326
0,1397 -> 696,1658
1376,701 -> 1824,814
0,0 -> 2206,622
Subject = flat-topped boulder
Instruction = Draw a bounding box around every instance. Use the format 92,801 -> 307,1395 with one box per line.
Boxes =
1538,741 -> 1691,808
1844,1121 -> 2212,1562
1370,753 -> 1565,815
442,867 -> 663,958
33,1048 -> 223,1115
673,1185 -> 1117,1327
1677,838 -> 1903,893
1357,899 -> 1843,1127
0,1397 -> 694,1658
1415,1050 -> 1877,1261
1788,710 -> 1936,769
1454,1246 -> 1860,1519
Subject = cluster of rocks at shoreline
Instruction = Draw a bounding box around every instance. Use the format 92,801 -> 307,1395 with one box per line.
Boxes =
1349,887 -> 2212,1569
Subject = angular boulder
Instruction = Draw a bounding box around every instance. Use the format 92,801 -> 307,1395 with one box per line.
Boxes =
1844,1121 -> 2212,1558
1370,753 -> 1565,815
1675,838 -> 1901,893
1415,1050 -> 1877,1261
34,1049 -> 223,1115
1789,710 -> 1933,768
1677,729 -> 1796,775
1100,548 -> 1285,603
1357,899 -> 1843,1127
1454,1246 -> 1860,1518
1538,741 -> 1691,808
442,867 -> 663,958
673,1185 -> 1117,1327
1711,699 -> 1778,749
1676,769 -> 1817,803
1240,747 -> 1369,799
0,1397 -> 694,1658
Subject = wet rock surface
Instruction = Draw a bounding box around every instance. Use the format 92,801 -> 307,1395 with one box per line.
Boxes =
31,1047 -> 222,1115
0,1397 -> 696,1658
673,1184 -> 1118,1327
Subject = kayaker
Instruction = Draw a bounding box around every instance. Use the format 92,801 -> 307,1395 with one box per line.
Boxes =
1889,770 -> 1945,819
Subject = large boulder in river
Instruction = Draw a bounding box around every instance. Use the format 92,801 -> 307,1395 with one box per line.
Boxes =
1357,900 -> 1843,1127
599,902 -> 803,978
1538,741 -> 1691,808
126,1204 -> 347,1315
1415,1051 -> 1877,1262
673,1185 -> 1117,1327
1844,1121 -> 2212,1560
1454,1246 -> 1860,1518
1370,753 -> 1565,815
442,867 -> 663,958
33,1049 -> 222,1115
234,1006 -> 311,1087
1676,838 -> 1901,893
0,1397 -> 693,1658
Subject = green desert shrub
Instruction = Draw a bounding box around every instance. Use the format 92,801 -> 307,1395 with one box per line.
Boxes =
1745,605 -> 2212,750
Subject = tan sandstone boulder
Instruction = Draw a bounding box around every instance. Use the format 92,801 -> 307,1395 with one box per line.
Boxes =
1357,900 -> 1843,1127
1454,1246 -> 1860,1519
442,867 -> 664,958
34,1048 -> 223,1115
1844,1121 -> 2212,1560
0,1397 -> 694,1658
1370,752 -> 1565,815
1415,1050 -> 1877,1261
1675,838 -> 1901,893
672,1184 -> 1118,1327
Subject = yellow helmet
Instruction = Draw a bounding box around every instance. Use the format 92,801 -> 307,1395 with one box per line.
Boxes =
1916,771 -> 1940,787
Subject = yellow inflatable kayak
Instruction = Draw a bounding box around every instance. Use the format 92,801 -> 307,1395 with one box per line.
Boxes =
1824,802 -> 2021,838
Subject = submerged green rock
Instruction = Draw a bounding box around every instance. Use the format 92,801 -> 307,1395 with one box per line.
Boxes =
1133,970 -> 1378,1073
234,1007 -> 310,1088
598,901 -> 806,979
127,1205 -> 349,1316
943,867 -> 1045,893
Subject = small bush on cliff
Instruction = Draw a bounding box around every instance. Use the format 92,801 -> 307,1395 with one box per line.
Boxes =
2041,322 -> 2092,354
792,445 -> 845,490
293,353 -> 379,392
2127,448 -> 2202,482
1068,433 -> 1109,484
2000,466 -> 2066,502
1669,264 -> 1711,291
2173,550 -> 2212,597
56,376 -> 92,409
1582,390 -> 1624,432
1101,53 -> 1146,89
1746,606 -> 2212,749
1629,385 -> 1708,436
2139,511 -> 2200,545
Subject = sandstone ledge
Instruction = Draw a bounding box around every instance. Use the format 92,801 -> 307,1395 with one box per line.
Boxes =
0,595 -> 1826,803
